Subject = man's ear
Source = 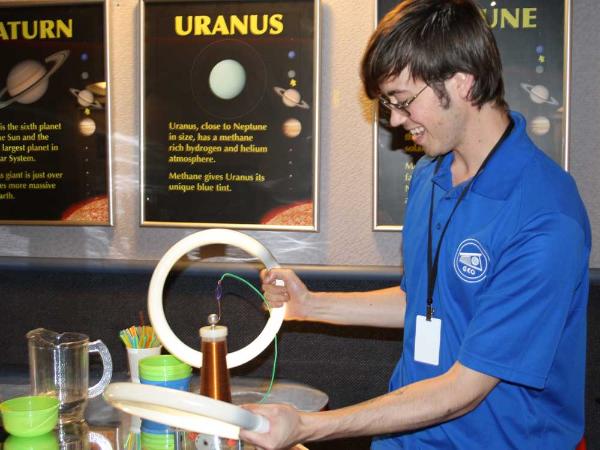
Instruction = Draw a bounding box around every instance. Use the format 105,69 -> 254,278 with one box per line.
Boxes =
449,72 -> 475,101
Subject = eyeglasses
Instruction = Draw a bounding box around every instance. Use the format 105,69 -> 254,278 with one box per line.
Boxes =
378,85 -> 429,116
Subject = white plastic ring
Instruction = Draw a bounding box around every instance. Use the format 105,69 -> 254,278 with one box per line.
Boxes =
148,228 -> 285,368
104,383 -> 270,439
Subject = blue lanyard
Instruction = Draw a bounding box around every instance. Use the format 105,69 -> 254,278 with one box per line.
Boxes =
425,119 -> 513,321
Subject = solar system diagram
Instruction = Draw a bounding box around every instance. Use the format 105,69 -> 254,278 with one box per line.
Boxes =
141,0 -> 319,230
0,1 -> 110,224
375,0 -> 568,229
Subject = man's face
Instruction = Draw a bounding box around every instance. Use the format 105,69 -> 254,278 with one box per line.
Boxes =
379,70 -> 467,158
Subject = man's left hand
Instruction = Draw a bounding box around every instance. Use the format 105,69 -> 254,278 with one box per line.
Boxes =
239,403 -> 304,450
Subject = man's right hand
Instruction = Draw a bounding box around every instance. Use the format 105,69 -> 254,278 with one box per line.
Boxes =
261,269 -> 406,328
260,268 -> 312,321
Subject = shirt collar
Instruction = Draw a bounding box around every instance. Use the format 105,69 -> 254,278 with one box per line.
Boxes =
431,111 -> 535,200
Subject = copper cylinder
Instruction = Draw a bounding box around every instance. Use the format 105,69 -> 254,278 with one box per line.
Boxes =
199,325 -> 232,403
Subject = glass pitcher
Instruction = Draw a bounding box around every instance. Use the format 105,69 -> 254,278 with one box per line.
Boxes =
27,328 -> 113,423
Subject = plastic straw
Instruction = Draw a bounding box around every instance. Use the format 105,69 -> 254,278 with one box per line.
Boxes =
119,325 -> 160,349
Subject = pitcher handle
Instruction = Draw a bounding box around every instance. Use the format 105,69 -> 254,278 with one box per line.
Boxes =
88,339 -> 113,398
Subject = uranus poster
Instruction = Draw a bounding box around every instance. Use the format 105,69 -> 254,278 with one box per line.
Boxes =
141,0 -> 319,230
0,0 -> 111,225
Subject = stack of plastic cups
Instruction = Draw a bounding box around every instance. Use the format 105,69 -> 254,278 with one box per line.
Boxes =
139,355 -> 192,446
141,430 -> 176,450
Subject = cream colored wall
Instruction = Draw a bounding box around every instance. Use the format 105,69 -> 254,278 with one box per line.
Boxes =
0,0 -> 404,266
4,0 -> 599,269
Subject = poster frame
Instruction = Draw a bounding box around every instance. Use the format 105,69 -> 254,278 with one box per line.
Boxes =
373,0 -> 572,231
0,0 -> 113,226
139,0 -> 320,231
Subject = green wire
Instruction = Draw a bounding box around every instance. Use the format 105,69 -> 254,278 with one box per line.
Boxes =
218,272 -> 278,403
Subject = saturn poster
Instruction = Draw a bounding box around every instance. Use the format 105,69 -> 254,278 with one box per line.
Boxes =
0,0 -> 111,225
141,0 -> 319,230
374,0 -> 568,229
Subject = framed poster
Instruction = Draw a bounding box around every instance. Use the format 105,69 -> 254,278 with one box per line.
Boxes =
374,0 -> 570,230
0,0 -> 112,225
141,0 -> 320,230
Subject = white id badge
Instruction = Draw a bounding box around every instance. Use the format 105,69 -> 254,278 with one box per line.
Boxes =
414,315 -> 442,366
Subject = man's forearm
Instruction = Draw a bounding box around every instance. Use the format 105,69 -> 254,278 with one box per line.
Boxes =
303,285 -> 406,328
296,362 -> 499,442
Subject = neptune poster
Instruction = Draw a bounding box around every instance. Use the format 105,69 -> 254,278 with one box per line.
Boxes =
375,0 -> 568,229
141,0 -> 319,230
0,1 -> 111,225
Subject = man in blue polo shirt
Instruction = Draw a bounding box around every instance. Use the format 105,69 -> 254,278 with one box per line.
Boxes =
240,0 -> 591,448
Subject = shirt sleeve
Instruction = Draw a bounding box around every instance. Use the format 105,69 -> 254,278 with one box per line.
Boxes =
457,212 -> 588,389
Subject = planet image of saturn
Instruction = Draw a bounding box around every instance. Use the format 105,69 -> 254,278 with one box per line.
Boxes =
520,83 -> 559,106
85,81 -> 107,104
0,50 -> 70,109
69,88 -> 103,109
274,87 -> 309,109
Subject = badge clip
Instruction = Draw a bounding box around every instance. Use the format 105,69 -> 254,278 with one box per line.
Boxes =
426,304 -> 434,321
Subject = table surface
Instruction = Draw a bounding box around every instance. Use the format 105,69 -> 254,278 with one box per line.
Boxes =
0,375 -> 326,449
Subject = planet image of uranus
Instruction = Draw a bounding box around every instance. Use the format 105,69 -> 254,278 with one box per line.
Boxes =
274,87 -> 309,109
209,59 -> 246,100
520,83 -> 559,106
191,39 -> 266,119
69,88 -> 103,109
0,50 -> 70,108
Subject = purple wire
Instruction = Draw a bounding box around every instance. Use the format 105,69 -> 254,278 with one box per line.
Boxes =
214,280 -> 223,321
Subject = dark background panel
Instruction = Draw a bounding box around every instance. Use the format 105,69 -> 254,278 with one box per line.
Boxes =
0,263 -> 597,448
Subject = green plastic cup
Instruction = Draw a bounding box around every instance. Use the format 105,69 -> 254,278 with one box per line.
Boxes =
4,431 -> 59,450
0,396 -> 59,437
141,431 -> 175,450
138,354 -> 192,434
139,355 -> 192,382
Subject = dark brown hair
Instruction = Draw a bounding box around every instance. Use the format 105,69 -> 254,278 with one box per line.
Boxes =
361,0 -> 507,110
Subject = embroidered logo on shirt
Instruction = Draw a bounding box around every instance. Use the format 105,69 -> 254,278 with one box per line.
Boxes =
454,239 -> 489,283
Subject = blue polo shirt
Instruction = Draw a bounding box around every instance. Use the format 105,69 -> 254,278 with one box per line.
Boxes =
372,111 -> 591,449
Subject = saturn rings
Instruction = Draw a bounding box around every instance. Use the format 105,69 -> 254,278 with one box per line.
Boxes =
273,87 -> 309,109
0,50 -> 70,108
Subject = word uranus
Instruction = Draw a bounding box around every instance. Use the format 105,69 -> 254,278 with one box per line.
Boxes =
175,14 -> 284,36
